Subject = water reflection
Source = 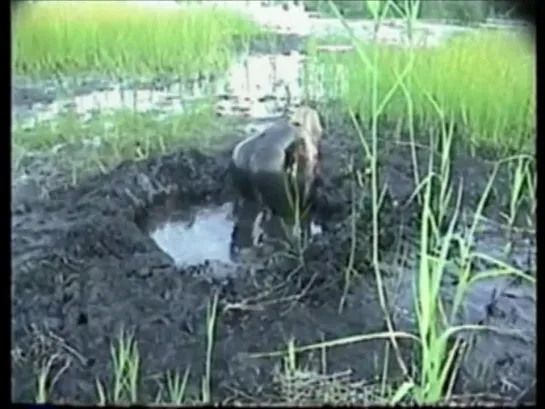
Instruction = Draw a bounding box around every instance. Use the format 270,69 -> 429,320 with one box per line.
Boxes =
12,15 -> 504,130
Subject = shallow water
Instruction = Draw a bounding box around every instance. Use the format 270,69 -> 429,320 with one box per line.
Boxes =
144,200 -> 323,278
149,203 -> 236,269
12,15 -> 507,131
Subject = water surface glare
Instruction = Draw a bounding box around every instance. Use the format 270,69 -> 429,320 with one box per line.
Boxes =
149,203 -> 235,268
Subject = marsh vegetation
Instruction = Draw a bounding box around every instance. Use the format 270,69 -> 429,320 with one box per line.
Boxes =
11,0 -> 535,405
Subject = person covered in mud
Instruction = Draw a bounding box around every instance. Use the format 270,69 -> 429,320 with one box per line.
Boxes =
229,102 -> 324,256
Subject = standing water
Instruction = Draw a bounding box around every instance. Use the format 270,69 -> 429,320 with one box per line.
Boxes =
12,11 -> 487,132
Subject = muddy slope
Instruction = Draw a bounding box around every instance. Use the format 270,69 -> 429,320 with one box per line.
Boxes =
11,118 -> 535,404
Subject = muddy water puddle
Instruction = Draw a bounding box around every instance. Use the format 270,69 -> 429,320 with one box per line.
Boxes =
141,198 -> 325,279
10,121 -> 536,403
147,203 -> 236,270
12,51 -> 317,131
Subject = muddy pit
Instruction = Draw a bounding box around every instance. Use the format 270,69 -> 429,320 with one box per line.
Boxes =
141,199 -> 324,274
11,21 -> 535,403
142,202 -> 239,275
11,112 -> 535,404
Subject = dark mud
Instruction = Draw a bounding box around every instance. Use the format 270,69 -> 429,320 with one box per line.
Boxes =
11,115 -> 535,404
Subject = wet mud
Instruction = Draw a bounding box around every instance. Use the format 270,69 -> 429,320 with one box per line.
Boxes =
11,115 -> 535,404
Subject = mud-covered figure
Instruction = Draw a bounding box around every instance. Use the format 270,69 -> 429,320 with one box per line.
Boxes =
229,106 -> 324,257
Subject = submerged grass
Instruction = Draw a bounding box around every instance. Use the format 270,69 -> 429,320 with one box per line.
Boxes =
13,1 -> 263,77
310,29 -> 535,153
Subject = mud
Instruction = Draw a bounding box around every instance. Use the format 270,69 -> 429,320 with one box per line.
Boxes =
11,114 -> 535,404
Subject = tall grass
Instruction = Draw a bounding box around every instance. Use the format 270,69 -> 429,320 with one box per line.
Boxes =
13,1 -> 263,77
19,0 -> 535,405
312,30 -> 535,153
261,0 -> 535,405
338,0 -> 534,403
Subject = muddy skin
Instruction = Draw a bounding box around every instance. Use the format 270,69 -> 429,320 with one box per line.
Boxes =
230,106 -> 323,249
231,147 -> 323,257
11,114 -> 535,404
230,154 -> 318,256
229,198 -> 264,258
288,106 -> 323,201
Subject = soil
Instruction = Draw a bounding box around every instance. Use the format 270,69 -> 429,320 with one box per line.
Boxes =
11,114 -> 535,404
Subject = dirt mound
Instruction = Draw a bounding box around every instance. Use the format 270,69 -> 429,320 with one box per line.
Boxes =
11,119 -> 535,404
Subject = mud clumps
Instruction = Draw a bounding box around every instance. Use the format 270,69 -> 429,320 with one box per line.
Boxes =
11,121 -> 535,404
12,148 -> 235,402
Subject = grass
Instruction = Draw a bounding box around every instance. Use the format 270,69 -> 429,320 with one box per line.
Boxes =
285,0 -> 535,405
307,29 -> 535,154
12,105 -> 241,188
37,294 -> 220,405
12,0 -> 536,406
13,1 -> 263,77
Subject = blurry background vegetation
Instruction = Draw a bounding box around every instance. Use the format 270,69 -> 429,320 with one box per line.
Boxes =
296,0 -> 518,23
174,0 -> 522,24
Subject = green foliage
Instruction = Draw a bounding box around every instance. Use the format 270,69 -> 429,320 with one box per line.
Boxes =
312,31 -> 535,153
13,1 -> 263,77
305,0 -> 512,23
